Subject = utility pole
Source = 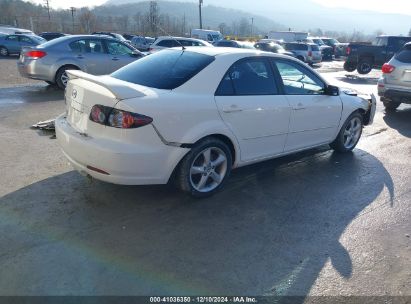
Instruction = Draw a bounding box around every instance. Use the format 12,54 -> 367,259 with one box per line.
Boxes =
182,13 -> 186,36
250,17 -> 254,37
70,7 -> 76,33
44,0 -> 51,20
199,0 -> 203,29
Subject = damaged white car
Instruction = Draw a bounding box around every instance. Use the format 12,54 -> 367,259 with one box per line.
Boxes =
55,47 -> 376,197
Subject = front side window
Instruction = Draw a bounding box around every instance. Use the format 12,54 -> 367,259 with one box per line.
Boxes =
274,60 -> 325,95
20,36 -> 34,43
216,58 -> 278,96
111,49 -> 214,90
106,41 -> 133,56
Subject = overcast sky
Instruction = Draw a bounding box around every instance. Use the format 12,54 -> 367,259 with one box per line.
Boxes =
31,0 -> 411,15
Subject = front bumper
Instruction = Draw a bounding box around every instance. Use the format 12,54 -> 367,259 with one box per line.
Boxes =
55,114 -> 189,185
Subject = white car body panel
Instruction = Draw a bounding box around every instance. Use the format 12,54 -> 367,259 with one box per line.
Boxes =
215,95 -> 291,161
284,95 -> 342,151
56,47 -> 376,186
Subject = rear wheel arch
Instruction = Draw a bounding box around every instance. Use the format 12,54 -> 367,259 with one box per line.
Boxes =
55,64 -> 80,89
168,134 -> 238,184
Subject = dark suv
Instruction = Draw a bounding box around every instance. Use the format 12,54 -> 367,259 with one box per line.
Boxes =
38,32 -> 68,41
345,36 -> 411,74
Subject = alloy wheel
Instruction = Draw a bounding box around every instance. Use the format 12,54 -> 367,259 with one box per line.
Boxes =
0,47 -> 8,56
343,117 -> 362,149
189,147 -> 228,193
61,71 -> 69,87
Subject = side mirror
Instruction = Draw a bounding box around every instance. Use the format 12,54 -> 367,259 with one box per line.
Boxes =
326,85 -> 339,96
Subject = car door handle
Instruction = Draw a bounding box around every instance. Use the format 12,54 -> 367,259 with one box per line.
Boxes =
293,103 -> 306,110
222,105 -> 243,113
112,57 -> 120,61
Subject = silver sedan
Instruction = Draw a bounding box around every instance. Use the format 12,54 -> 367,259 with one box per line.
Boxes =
17,35 -> 143,88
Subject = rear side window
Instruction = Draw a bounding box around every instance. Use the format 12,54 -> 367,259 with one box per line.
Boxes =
70,40 -> 87,53
395,45 -> 411,63
157,40 -> 175,47
216,58 -> 278,96
111,49 -> 214,90
6,35 -> 18,41
389,38 -> 411,52
216,41 -> 235,47
285,43 -> 307,51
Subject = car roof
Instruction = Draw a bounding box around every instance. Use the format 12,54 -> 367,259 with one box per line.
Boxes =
157,36 -> 203,41
171,46 -> 284,58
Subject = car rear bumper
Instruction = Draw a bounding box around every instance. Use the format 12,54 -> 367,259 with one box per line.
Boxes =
17,60 -> 55,82
378,80 -> 411,104
55,114 -> 189,185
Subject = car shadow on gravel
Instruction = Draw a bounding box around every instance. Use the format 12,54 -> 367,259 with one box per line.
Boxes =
336,75 -> 379,85
0,148 -> 394,298
383,106 -> 411,138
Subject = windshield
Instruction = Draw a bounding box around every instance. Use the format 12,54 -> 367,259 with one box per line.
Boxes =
313,39 -> 324,45
113,33 -> 126,41
372,37 -> 388,46
111,49 -> 215,90
212,34 -> 221,40
31,35 -> 47,43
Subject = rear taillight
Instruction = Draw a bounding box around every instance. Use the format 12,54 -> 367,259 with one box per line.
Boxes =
25,50 -> 47,59
382,63 -> 395,74
90,105 -> 153,129
346,47 -> 351,55
308,51 -> 312,57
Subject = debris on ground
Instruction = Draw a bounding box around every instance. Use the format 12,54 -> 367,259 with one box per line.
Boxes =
31,119 -> 55,131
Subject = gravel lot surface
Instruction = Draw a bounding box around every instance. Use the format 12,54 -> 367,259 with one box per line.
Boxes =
0,57 -> 410,298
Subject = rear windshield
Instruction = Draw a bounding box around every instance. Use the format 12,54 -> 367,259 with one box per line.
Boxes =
395,44 -> 411,63
311,45 -> 320,51
111,50 -> 215,90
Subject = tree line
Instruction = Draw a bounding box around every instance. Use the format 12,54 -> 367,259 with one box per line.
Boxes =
0,0 -> 409,42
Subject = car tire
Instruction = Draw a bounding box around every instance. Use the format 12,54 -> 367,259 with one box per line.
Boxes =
56,66 -> 79,89
297,56 -> 305,62
0,46 -> 8,57
383,100 -> 401,111
343,61 -> 357,72
357,59 -> 373,75
176,137 -> 232,198
330,112 -> 363,153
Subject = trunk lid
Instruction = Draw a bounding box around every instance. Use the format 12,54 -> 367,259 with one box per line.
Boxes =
65,71 -> 150,134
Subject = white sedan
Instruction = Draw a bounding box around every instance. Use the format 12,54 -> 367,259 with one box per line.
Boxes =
56,47 -> 376,197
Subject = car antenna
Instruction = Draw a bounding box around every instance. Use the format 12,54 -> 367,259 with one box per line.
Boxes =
154,23 -> 186,51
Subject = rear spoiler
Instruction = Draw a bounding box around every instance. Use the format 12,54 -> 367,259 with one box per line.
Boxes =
66,70 -> 146,100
